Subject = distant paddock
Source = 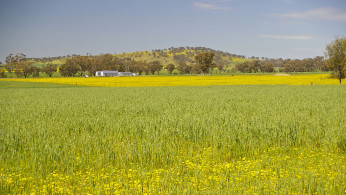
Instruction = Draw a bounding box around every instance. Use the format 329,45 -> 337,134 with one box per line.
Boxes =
1,74 -> 343,87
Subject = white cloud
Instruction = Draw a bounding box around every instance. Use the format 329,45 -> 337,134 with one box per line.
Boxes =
272,8 -> 346,22
192,2 -> 231,11
260,34 -> 312,40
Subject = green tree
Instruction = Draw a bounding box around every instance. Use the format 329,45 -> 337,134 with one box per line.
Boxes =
5,53 -> 26,74
166,64 -> 175,74
191,63 -> 201,74
284,59 -> 304,74
249,60 -> 261,73
5,53 -> 34,78
214,58 -> 227,74
42,63 -> 58,77
123,60 -> 133,72
32,67 -> 40,77
324,36 -> 346,84
313,56 -> 327,71
132,61 -> 145,75
92,54 -> 121,74
261,61 -> 274,72
17,61 -> 34,78
59,59 -> 80,77
235,61 -> 251,73
194,52 -> 215,75
177,61 -> 191,74
301,58 -> 315,72
143,64 -> 150,75
149,60 -> 163,75
0,69 -> 7,78
72,56 -> 92,76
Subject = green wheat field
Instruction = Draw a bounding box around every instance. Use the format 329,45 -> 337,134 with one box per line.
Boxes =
0,81 -> 345,194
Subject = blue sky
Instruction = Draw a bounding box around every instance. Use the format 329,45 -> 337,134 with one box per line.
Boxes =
0,0 -> 345,62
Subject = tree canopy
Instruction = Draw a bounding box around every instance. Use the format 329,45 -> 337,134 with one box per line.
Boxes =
0,46 -> 339,78
324,36 -> 346,84
194,52 -> 215,75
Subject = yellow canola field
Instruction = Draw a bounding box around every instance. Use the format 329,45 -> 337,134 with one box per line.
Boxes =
1,147 -> 345,194
2,74 -> 343,87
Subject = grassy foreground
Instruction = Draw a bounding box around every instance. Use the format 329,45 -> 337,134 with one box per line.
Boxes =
0,81 -> 345,194
2,74 -> 344,87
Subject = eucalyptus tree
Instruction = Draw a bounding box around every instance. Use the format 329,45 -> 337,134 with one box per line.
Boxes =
166,64 -> 175,74
194,52 -> 215,75
324,36 -> 346,84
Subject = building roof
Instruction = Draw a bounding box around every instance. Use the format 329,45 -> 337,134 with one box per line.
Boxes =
96,70 -> 118,73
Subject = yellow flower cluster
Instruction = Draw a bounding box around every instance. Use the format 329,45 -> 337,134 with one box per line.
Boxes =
1,147 -> 345,194
232,58 -> 252,63
2,74 -> 343,87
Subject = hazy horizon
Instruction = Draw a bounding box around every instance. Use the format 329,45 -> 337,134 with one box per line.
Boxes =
0,0 -> 345,62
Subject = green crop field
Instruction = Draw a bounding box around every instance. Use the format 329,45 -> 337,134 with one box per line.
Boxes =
0,81 -> 345,194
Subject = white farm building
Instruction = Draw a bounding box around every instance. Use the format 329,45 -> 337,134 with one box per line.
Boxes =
118,72 -> 133,76
95,70 -> 118,77
95,70 -> 136,77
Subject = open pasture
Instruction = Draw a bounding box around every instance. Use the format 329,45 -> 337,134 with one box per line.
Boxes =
0,81 -> 345,194
2,74 -> 344,87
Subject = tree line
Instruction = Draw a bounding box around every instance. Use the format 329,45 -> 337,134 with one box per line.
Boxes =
59,52 -> 222,76
1,53 -> 56,78
59,54 -> 165,77
0,51 -> 223,78
234,56 -> 327,73
1,37 -> 344,83
0,50 -> 340,78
